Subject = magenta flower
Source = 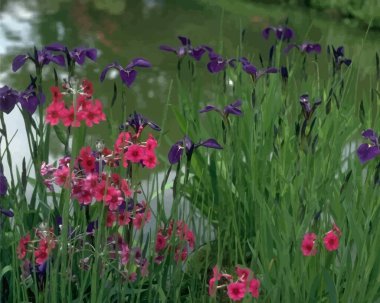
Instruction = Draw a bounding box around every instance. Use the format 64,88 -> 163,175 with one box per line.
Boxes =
168,136 -> 222,164
301,233 -> 317,256
357,129 -> 380,164
100,58 -> 151,87
227,282 -> 246,301
323,230 -> 340,251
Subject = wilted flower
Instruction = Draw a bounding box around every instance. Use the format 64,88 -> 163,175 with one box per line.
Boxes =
168,135 -> 222,164
299,94 -> 322,120
262,25 -> 294,42
284,42 -> 321,54
357,129 -> 380,164
159,36 -> 209,61
239,57 -> 278,81
100,58 -> 151,87
12,47 -> 65,72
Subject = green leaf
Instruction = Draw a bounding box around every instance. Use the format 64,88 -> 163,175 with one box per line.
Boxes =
53,125 -> 67,145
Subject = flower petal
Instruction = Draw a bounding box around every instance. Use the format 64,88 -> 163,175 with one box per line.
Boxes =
199,105 -> 218,113
178,36 -> 191,46
362,129 -> 378,144
44,42 -> 66,52
100,63 -> 119,82
357,144 -> 380,164
85,48 -> 98,61
120,69 -> 137,87
168,142 -> 183,164
12,55 -> 29,72
197,138 -> 223,149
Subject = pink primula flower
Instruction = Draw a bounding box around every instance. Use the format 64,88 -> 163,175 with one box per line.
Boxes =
323,230 -> 340,251
227,282 -> 246,301
301,233 -> 317,256
249,278 -> 260,298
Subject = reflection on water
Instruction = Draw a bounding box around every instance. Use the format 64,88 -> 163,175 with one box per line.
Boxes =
0,0 -> 379,173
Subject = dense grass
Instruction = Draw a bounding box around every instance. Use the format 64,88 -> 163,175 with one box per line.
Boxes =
0,21 -> 379,303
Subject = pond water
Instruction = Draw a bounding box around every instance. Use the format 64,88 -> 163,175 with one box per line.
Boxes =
1,0 -> 379,168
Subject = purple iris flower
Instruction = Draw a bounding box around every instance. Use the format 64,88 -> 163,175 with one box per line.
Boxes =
120,112 -> 161,133
280,66 -> 289,83
100,58 -> 151,87
284,43 -> 321,54
12,47 -> 65,72
45,43 -> 97,65
357,129 -> 380,164
0,163 -> 12,217
262,26 -> 294,42
207,52 -> 236,73
199,99 -> 243,118
18,77 -> 46,115
239,57 -> 278,80
0,86 -> 19,114
299,94 -> 321,120
331,46 -> 352,70
159,36 -> 209,61
168,136 -> 222,164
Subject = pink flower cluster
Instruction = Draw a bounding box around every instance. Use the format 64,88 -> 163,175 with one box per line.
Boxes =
154,220 -> 195,263
17,226 -> 56,265
46,80 -> 106,127
208,265 -> 260,301
301,224 -> 341,256
102,233 -> 149,281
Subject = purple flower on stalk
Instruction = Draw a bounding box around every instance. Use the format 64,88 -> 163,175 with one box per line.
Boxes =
207,52 -> 236,73
18,76 -> 46,115
120,112 -> 161,133
330,46 -> 351,70
159,36 -> 209,61
299,94 -> 321,120
357,129 -> 380,164
199,99 -> 243,118
284,43 -> 321,54
45,43 -> 97,65
0,207 -> 13,217
100,58 -> 151,87
239,57 -> 278,81
12,47 -> 65,72
168,136 -> 222,164
0,86 -> 19,114
262,26 -> 294,42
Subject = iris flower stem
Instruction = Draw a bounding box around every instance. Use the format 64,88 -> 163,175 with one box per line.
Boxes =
0,113 -> 15,189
